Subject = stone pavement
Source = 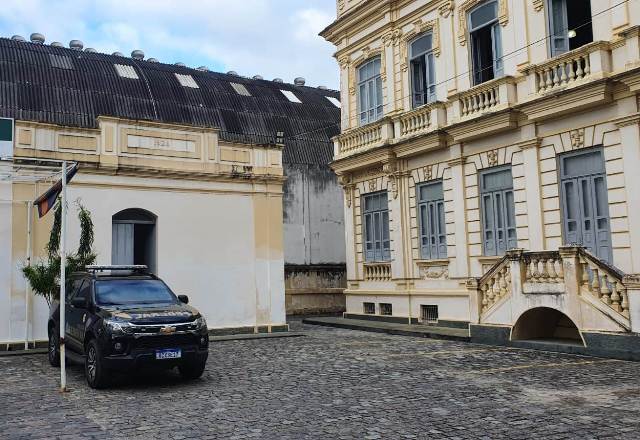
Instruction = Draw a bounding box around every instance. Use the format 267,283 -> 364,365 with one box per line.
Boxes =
1,322 -> 640,439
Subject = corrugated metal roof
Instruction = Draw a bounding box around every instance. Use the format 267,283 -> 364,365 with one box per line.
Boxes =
0,38 -> 340,165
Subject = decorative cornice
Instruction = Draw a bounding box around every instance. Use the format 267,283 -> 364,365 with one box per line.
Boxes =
614,113 -> 640,128
439,0 -> 454,17
400,18 -> 441,72
458,0 -> 509,46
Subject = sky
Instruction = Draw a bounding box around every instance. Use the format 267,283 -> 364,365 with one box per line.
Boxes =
0,0 -> 340,89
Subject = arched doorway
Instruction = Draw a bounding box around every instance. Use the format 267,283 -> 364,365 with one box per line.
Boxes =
512,307 -> 583,345
112,209 -> 157,273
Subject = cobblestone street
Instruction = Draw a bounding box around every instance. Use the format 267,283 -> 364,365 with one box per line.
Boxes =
2,323 -> 640,439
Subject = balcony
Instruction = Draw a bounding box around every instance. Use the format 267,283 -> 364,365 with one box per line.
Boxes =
333,119 -> 392,160
451,76 -> 517,122
392,102 -> 445,141
363,262 -> 392,282
522,41 -> 611,96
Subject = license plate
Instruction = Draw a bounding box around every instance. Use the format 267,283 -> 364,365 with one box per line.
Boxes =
156,348 -> 181,360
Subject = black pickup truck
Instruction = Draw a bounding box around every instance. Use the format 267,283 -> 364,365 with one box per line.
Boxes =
48,266 -> 209,388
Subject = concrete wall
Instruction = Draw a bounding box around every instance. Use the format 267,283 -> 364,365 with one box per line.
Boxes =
283,163 -> 346,314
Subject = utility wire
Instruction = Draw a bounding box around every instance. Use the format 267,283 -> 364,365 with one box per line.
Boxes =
287,0 -> 629,143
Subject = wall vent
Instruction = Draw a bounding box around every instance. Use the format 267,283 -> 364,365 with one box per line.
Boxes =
380,303 -> 393,316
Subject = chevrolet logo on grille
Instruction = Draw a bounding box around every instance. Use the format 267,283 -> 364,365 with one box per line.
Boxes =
159,326 -> 177,334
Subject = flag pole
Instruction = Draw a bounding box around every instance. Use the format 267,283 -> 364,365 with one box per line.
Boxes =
59,161 -> 67,392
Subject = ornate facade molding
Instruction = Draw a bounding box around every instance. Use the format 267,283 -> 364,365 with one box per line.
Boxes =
439,0 -> 454,17
348,46 -> 386,95
400,18 -> 441,73
487,149 -> 498,167
570,128 -> 585,148
458,0 -> 509,46
532,0 -> 544,12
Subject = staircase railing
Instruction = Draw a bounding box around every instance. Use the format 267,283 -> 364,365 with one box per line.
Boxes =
471,246 -> 635,329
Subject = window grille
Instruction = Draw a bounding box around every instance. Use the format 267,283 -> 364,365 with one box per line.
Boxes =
363,302 -> 376,314
379,303 -> 392,316
421,305 -> 438,323
362,191 -> 391,262
417,181 -> 447,259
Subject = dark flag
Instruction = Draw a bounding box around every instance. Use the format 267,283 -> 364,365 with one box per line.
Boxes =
33,163 -> 78,217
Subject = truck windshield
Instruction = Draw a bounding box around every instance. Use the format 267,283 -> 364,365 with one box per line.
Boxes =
95,279 -> 177,306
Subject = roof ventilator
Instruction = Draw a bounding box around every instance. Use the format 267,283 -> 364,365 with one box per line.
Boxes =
30,33 -> 45,44
252,75 -> 263,80
273,78 -> 284,83
69,40 -> 84,50
294,77 -> 306,86
148,58 -> 159,63
11,35 -> 26,42
84,48 -> 97,53
51,42 -> 63,47
131,50 -> 145,60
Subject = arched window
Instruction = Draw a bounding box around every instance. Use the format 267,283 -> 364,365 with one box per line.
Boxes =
112,208 -> 157,273
357,57 -> 383,125
410,33 -> 436,107
468,0 -> 503,85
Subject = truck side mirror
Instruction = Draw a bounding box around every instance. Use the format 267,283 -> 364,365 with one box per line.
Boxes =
71,297 -> 87,308
178,295 -> 189,304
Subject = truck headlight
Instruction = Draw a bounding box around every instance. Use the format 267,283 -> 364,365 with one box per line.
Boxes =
195,316 -> 207,330
104,319 -> 133,335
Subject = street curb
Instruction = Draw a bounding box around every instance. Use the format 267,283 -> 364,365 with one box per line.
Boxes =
0,348 -> 48,357
303,318 -> 470,342
210,332 -> 305,342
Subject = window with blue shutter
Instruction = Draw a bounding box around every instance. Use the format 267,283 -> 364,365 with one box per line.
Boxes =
363,191 -> 391,262
409,33 -> 437,108
480,166 -> 517,256
417,181 -> 447,259
468,0 -> 503,85
559,147 -> 612,263
357,58 -> 384,126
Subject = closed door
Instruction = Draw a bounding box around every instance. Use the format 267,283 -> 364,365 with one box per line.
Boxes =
560,149 -> 612,262
112,223 -> 134,265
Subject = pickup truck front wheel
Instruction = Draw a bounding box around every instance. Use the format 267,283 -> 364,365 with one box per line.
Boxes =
178,358 -> 207,380
85,339 -> 109,389
48,329 -> 60,367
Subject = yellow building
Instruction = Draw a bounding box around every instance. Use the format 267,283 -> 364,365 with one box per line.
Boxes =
322,0 -> 640,357
0,35 -> 343,347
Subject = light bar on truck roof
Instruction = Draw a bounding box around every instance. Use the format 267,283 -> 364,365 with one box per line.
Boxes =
85,265 -> 148,272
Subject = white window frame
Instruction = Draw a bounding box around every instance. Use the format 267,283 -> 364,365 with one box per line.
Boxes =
357,57 -> 383,126
468,0 -> 503,86
409,33 -> 437,108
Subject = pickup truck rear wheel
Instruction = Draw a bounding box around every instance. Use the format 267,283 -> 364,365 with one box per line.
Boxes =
178,359 -> 207,380
85,339 -> 109,389
48,329 -> 60,367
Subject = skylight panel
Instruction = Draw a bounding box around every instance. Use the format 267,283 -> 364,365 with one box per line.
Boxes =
326,96 -> 341,108
280,90 -> 301,103
114,64 -> 139,79
230,82 -> 251,96
49,54 -> 73,70
175,73 -> 199,88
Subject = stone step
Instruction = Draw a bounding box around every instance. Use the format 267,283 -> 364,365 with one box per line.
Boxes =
302,316 -> 470,342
